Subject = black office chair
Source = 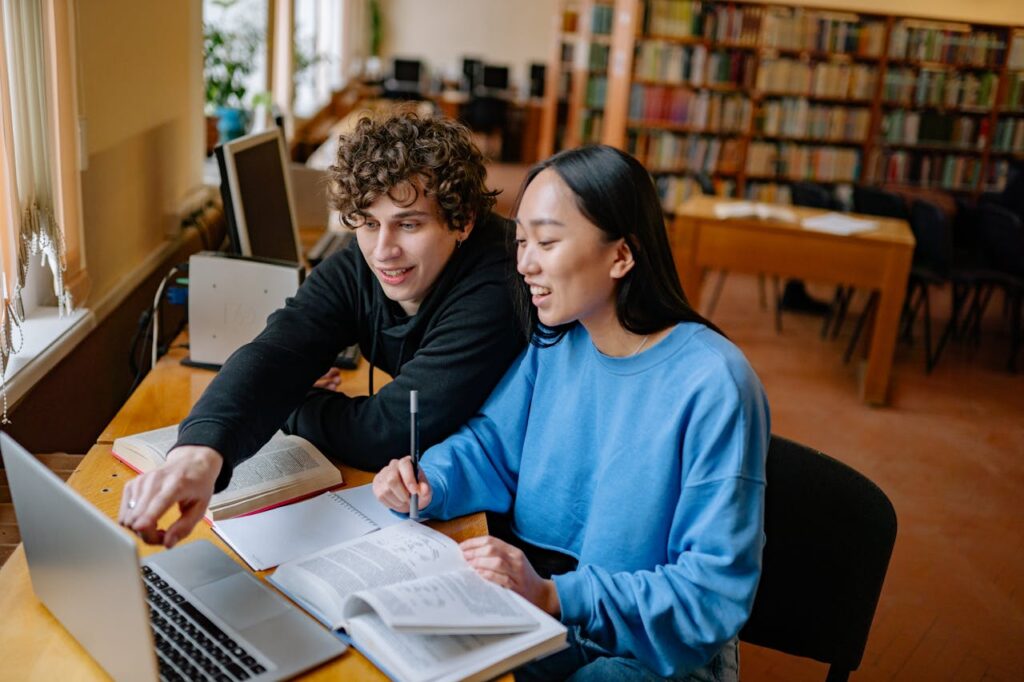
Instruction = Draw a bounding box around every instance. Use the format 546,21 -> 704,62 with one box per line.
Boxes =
842,187 -> 912,360
704,173 -> 777,326
946,204 -> 1024,372
741,435 -> 897,682
790,182 -> 844,336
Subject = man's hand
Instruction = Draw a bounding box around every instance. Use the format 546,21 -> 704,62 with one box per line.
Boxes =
117,446 -> 223,548
372,456 -> 432,514
313,367 -> 342,391
460,536 -> 562,616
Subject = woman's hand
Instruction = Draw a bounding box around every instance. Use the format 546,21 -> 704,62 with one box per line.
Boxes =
459,536 -> 562,617
372,456 -> 432,513
313,367 -> 342,391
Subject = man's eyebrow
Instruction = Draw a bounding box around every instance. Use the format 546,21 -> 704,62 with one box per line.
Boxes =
391,210 -> 432,219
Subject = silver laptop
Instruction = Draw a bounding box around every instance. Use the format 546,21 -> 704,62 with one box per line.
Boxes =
0,432 -> 346,682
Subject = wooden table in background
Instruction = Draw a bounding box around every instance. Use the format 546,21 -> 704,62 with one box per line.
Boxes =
672,196 -> 915,406
0,334 -> 493,680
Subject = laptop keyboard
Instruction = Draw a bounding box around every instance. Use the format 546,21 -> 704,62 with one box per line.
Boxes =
143,565 -> 269,681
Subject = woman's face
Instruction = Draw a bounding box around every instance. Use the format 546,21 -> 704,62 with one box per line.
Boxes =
514,169 -> 633,329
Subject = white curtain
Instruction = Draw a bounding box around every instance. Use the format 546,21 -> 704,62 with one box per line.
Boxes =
0,0 -> 72,419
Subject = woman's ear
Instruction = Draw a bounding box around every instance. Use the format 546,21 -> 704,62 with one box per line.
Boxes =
609,238 -> 636,280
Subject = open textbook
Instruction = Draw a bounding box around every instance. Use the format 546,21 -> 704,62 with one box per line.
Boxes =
712,200 -> 798,222
268,521 -> 567,682
111,424 -> 343,521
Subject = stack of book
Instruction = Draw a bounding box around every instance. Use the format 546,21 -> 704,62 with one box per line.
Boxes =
888,21 -> 1006,67
629,86 -> 751,131
746,142 -> 861,182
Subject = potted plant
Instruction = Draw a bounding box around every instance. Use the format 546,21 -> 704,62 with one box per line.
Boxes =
203,16 -> 260,147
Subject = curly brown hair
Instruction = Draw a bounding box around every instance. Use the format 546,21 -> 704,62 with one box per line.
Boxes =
328,110 -> 497,231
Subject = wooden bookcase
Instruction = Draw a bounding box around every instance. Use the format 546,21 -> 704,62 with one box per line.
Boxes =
541,0 -> 1024,211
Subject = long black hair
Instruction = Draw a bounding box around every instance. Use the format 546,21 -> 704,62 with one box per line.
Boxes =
510,144 -> 722,346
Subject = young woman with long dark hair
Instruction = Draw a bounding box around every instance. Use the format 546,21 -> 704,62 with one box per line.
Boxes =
374,145 -> 769,681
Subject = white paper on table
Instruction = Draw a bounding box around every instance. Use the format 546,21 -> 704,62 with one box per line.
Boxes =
801,212 -> 878,236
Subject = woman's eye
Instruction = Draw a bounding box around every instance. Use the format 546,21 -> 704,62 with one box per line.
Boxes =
514,239 -> 526,248
538,241 -> 555,248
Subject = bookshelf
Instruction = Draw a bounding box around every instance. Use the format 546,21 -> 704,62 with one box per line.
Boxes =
542,0 -> 1024,210
538,0 -> 615,157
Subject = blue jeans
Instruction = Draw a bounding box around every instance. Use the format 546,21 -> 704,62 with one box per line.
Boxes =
515,627 -> 739,682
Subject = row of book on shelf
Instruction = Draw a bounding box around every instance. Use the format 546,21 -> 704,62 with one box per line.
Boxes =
756,100 -> 869,142
746,142 -> 861,182
628,85 -> 750,131
874,151 -> 986,190
633,42 -> 757,89
627,129 -> 740,175
643,0 -> 762,44
881,111 -> 987,149
755,59 -> 876,100
639,3 -> 1015,69
883,69 -> 999,109
760,11 -> 885,56
887,23 -> 1006,66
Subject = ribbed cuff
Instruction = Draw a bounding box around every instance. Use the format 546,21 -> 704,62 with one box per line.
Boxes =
419,465 -> 449,520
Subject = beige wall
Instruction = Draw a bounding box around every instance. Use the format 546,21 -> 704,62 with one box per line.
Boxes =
76,0 -> 204,302
380,0 -> 555,94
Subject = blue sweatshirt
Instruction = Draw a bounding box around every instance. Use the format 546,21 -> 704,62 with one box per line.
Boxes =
420,322 -> 770,677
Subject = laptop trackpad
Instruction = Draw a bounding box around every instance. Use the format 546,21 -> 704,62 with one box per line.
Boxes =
192,573 -> 288,630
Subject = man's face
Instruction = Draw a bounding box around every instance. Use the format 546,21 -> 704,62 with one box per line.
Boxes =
355,185 -> 472,315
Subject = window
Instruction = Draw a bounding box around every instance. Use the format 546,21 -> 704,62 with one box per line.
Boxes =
293,0 -> 345,118
0,0 -> 89,413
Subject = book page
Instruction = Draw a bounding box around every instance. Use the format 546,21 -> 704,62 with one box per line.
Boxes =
801,212 -> 878,235
221,433 -> 329,493
344,591 -> 567,682
270,521 -> 465,628
344,568 -> 536,634
114,424 -> 179,464
213,484 -> 400,570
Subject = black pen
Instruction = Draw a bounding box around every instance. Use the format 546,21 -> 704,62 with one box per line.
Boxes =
409,390 -> 420,521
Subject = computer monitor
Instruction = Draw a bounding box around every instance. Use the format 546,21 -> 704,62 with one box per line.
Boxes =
482,65 -> 510,91
392,58 -> 422,88
215,128 -> 302,264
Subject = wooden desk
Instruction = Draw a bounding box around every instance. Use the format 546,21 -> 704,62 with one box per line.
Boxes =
1,335 -> 491,680
672,196 -> 915,405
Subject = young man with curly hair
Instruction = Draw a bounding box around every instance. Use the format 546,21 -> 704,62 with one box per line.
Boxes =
120,112 -> 524,548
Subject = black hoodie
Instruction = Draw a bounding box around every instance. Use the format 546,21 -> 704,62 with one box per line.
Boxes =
174,213 -> 524,491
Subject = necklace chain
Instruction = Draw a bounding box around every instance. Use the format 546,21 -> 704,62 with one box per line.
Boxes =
631,335 -> 650,357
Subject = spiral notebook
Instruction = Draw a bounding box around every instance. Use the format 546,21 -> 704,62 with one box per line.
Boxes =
212,484 -> 402,570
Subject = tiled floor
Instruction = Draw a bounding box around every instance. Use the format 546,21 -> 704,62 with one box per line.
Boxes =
709,275 -> 1024,681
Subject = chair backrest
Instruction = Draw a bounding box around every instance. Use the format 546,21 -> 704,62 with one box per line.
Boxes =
791,182 -> 836,210
976,203 -> 1024,278
909,200 -> 953,276
853,186 -> 909,221
740,436 -> 897,680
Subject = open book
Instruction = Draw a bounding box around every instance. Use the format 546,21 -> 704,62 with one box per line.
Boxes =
713,200 -> 798,223
111,424 -> 343,521
269,521 -> 567,682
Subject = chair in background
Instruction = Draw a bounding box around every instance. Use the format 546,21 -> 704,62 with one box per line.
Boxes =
842,187 -> 911,361
790,182 -> 844,336
740,435 -> 897,682
704,173 -> 778,328
935,204 -> 1024,372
